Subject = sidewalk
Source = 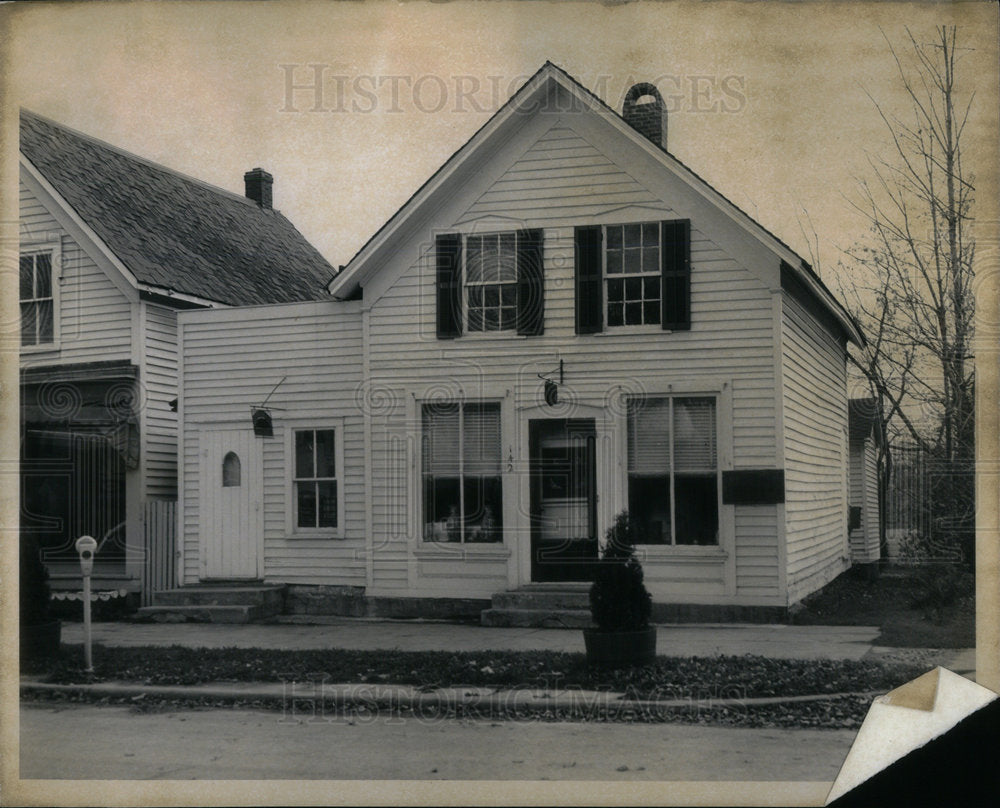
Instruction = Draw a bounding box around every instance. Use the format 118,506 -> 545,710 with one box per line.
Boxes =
58,617 -> 975,671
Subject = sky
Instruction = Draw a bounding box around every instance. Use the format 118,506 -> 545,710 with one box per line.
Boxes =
2,0 -> 998,292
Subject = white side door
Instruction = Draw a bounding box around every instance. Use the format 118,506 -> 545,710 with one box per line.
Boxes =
200,429 -> 262,580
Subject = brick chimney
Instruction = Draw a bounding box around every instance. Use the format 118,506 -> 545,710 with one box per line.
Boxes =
244,167 -> 273,209
623,83 -> 667,150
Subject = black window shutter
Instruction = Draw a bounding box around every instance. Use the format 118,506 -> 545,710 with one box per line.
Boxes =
516,229 -> 544,336
661,219 -> 691,331
574,225 -> 603,334
436,233 -> 462,339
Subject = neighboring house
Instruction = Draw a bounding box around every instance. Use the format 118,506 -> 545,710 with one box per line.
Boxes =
18,110 -> 335,599
848,397 -> 883,567
175,63 -> 865,621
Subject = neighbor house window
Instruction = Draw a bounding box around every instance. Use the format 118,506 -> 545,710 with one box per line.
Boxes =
627,396 -> 718,545
20,250 -> 54,346
422,401 -> 502,542
574,220 -> 690,334
293,429 -> 338,529
435,230 -> 543,338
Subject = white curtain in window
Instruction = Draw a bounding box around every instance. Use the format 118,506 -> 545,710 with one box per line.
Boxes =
673,397 -> 716,472
627,398 -> 671,473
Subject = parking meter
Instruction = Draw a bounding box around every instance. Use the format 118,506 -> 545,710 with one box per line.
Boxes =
75,535 -> 97,672
76,535 -> 97,577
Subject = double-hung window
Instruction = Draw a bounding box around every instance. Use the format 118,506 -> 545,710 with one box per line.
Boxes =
574,219 -> 690,334
20,249 -> 55,347
627,396 -> 719,545
435,230 -> 544,338
293,428 -> 338,530
422,402 -> 503,543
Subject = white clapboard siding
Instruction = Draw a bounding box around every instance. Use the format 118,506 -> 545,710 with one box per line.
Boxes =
180,301 -> 366,587
19,180 -> 133,365
364,125 -> 784,600
781,291 -> 849,603
142,303 -> 179,499
141,500 -> 177,606
849,437 -> 881,563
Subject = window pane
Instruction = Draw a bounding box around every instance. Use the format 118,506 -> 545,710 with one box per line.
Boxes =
297,482 -> 317,528
483,308 -> 499,331
673,398 -> 717,472
423,476 -> 461,541
606,226 -> 622,250
628,474 -> 671,544
36,301 -> 53,342
466,237 -> 484,283
643,301 -> 660,324
644,276 -> 660,299
468,286 -> 483,307
500,285 -> 516,307
642,222 -> 658,246
625,277 -> 642,300
463,402 -> 501,473
464,475 -> 502,542
317,481 -> 338,528
480,236 -> 499,283
628,398 -> 671,472
607,303 -> 624,327
467,307 -> 485,332
607,278 -> 624,303
422,404 -> 460,473
35,254 -> 52,298
674,474 -> 718,544
624,301 -> 642,324
500,306 -> 517,330
222,452 -> 241,487
20,255 -> 34,300
606,250 -> 622,274
484,285 -> 499,308
623,223 -> 641,248
315,430 -> 336,478
498,233 -> 517,282
623,247 -> 641,274
20,302 -> 36,345
642,246 -> 659,273
295,431 -> 314,478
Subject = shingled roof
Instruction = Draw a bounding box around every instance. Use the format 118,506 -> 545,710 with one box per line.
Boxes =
20,110 -> 334,306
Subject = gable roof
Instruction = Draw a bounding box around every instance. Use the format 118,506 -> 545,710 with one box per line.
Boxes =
19,110 -> 335,307
328,61 -> 863,347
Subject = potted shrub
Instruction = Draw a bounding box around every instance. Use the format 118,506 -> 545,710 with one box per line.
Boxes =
20,534 -> 61,664
583,511 -> 656,668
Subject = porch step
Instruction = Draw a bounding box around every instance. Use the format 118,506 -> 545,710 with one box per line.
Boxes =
480,607 -> 593,629
481,584 -> 594,628
136,604 -> 262,624
136,583 -> 287,623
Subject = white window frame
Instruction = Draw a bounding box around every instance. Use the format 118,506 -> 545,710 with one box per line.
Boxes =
463,231 -> 520,334
19,241 -> 61,352
625,392 -> 723,547
285,418 -> 345,539
603,222 -> 662,330
419,398 -> 506,545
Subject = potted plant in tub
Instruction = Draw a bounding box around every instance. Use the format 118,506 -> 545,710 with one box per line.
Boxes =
584,511 -> 656,668
20,533 -> 61,664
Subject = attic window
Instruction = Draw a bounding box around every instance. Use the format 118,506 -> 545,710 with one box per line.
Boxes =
222,452 -> 241,487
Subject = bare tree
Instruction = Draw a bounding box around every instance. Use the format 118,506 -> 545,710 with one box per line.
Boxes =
838,26 -> 976,563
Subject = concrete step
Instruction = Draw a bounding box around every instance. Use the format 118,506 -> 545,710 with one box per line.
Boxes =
153,584 -> 285,617
135,604 -> 262,624
491,589 -> 591,611
480,607 -> 593,629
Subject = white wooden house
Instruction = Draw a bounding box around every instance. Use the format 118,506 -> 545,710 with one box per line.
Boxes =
18,111 -> 335,601
175,63 -> 865,622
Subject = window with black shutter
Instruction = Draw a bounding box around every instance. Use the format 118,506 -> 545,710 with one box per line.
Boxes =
436,230 -> 545,338
574,219 -> 691,333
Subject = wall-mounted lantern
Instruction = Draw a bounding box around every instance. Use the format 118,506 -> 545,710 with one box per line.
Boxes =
250,376 -> 286,437
538,360 -> 564,407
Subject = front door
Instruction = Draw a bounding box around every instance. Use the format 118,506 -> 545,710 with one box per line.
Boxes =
529,418 -> 597,582
200,429 -> 261,580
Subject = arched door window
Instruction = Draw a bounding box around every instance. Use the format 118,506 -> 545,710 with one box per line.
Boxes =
222,451 -> 241,487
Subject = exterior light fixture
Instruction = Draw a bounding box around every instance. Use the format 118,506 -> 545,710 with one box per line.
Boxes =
250,376 -> 286,437
538,360 -> 564,407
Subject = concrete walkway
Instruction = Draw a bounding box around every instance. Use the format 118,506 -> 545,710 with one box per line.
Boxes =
58,617 -> 973,670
